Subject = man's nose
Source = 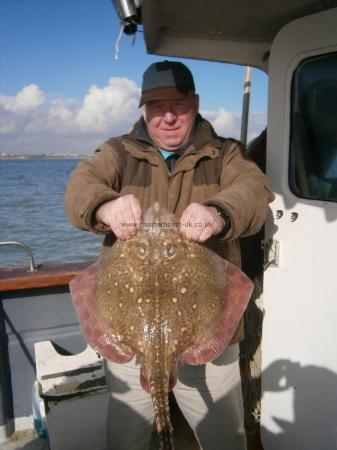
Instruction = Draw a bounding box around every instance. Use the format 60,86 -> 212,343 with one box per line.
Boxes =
163,109 -> 177,122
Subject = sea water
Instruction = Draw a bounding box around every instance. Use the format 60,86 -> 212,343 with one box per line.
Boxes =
0,159 -> 103,267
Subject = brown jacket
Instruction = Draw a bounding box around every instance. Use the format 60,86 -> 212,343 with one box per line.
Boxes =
65,117 -> 274,342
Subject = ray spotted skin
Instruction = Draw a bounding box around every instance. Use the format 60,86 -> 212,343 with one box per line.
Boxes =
70,203 -> 254,450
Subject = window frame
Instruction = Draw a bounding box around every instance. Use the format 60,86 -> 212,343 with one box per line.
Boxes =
288,51 -> 337,203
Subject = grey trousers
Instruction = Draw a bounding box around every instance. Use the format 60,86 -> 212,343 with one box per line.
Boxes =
105,343 -> 247,450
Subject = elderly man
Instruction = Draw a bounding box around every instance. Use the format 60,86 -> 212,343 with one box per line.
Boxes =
65,60 -> 274,450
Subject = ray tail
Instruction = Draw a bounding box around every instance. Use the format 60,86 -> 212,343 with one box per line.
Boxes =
149,371 -> 174,450
146,351 -> 175,450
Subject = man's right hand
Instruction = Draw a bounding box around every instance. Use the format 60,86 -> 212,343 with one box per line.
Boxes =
96,195 -> 142,240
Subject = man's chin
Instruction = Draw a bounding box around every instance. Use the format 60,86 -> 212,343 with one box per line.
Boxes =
160,138 -> 185,150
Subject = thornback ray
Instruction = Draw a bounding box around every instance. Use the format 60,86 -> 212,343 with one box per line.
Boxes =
69,202 -> 253,450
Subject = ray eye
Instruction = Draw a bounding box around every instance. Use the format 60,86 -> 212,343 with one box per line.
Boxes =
137,241 -> 149,259
166,244 -> 176,258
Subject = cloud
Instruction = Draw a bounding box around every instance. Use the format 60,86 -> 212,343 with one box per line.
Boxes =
22,77 -> 140,137
0,80 -> 266,154
0,116 -> 17,134
0,77 -> 141,153
75,78 -> 140,133
202,108 -> 240,137
202,107 -> 266,142
0,84 -> 46,113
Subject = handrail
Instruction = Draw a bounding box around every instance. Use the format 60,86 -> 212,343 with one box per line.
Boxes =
0,241 -> 38,272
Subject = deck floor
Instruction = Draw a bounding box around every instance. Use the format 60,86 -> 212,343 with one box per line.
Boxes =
1,430 -> 49,450
1,426 -> 261,450
2,394 -> 262,450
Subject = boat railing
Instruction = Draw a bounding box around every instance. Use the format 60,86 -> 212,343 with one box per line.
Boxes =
0,241 -> 38,272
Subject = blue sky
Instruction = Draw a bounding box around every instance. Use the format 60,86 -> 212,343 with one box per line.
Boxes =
0,0 -> 268,154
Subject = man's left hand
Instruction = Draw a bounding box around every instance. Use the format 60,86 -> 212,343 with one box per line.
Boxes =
180,203 -> 226,242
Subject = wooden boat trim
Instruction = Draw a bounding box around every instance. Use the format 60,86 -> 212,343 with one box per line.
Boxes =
0,261 -> 92,292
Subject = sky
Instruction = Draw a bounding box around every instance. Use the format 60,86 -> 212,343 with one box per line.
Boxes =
0,0 -> 268,155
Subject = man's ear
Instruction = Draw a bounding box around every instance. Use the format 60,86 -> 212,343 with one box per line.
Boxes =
140,104 -> 146,120
194,94 -> 200,113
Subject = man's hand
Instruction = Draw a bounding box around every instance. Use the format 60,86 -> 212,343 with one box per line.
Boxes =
180,203 -> 225,242
96,195 -> 142,240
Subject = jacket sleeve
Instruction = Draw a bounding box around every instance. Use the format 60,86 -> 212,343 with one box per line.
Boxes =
204,140 -> 275,240
64,140 -> 123,234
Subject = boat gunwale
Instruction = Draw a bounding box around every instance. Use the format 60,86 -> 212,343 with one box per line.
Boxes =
0,261 -> 93,292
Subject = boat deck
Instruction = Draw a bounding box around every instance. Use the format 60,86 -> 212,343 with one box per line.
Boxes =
0,430 -> 49,450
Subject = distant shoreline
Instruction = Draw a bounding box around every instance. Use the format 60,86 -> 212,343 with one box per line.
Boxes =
0,153 -> 88,160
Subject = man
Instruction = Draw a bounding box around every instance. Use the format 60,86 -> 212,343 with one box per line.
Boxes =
65,60 -> 274,450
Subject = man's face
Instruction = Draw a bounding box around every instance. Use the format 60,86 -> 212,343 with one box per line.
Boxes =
142,93 -> 199,151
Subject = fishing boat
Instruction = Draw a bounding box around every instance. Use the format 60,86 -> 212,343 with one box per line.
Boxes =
1,1 -> 336,449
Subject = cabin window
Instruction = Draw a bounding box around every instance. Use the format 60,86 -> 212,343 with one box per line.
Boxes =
289,52 -> 337,202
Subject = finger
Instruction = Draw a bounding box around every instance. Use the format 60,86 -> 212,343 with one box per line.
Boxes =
129,198 -> 143,228
117,196 -> 140,237
110,216 -> 127,240
125,203 -> 140,237
188,218 -> 209,242
212,221 -> 224,236
180,213 -> 194,239
197,225 -> 213,242
186,215 -> 202,241
121,210 -> 138,239
112,209 -> 132,240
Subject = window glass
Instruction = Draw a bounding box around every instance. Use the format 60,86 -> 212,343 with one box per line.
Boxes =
290,52 -> 337,202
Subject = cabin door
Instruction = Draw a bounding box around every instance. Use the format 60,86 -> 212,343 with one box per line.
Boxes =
261,8 -> 337,450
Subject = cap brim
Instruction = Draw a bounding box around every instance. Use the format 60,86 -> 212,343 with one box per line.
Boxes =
139,86 -> 191,107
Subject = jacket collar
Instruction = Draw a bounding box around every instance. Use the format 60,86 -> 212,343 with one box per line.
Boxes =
123,114 -> 222,167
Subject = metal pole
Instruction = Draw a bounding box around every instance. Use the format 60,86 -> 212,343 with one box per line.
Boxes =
240,66 -> 252,146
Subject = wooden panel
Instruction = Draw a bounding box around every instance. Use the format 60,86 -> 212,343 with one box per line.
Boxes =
0,261 -> 92,292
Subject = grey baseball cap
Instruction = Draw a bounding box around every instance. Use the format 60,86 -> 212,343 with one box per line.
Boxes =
139,60 -> 196,106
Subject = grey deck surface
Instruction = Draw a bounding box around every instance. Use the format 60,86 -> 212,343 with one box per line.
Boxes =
0,430 -> 49,450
